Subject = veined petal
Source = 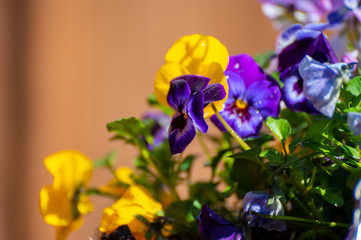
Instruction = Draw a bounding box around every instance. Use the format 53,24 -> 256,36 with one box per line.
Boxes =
169,116 -> 196,154
167,79 -> 191,111
186,91 -> 208,133
44,150 -> 93,198
203,83 -> 226,107
173,74 -> 210,93
39,185 -> 73,227
226,54 -> 267,88
245,80 -> 281,118
154,63 -> 190,107
165,34 -> 229,73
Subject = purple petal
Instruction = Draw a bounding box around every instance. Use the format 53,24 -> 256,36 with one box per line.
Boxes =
203,83 -> 226,107
348,112 -> 361,136
186,91 -> 208,133
224,71 -> 246,100
328,6 -> 350,23
168,113 -> 196,154
167,79 -> 191,111
242,191 -> 286,232
244,79 -> 281,118
312,34 -> 339,63
173,75 -> 210,93
199,205 -> 243,240
226,54 -> 267,88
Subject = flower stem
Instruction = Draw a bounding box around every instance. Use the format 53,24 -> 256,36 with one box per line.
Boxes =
250,211 -> 349,228
211,103 -> 251,151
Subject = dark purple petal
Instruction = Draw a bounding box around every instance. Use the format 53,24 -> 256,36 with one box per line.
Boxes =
312,34 -> 339,63
168,113 -> 196,154
281,68 -> 319,113
199,205 -> 243,240
173,74 -> 210,93
242,191 -> 286,232
203,83 -> 226,107
328,6 -> 350,24
245,80 -> 281,118
186,91 -> 208,133
167,79 -> 191,111
226,54 -> 267,88
224,71 -> 246,100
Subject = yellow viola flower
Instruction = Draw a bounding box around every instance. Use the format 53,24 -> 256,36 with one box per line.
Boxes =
39,150 -> 94,240
154,34 -> 229,118
99,185 -> 162,239
99,167 -> 134,197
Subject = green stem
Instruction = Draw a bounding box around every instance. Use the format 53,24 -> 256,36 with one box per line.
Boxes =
250,211 -> 349,228
211,103 -> 251,151
308,166 -> 317,191
196,132 -> 212,160
86,188 -> 120,199
140,148 -> 181,201
327,154 -> 356,173
288,191 -> 313,219
269,152 -> 319,183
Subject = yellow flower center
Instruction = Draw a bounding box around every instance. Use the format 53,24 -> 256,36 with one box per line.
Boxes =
235,99 -> 247,110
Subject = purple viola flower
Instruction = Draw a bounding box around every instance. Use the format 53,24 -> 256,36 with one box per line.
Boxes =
299,55 -> 355,117
259,0 -> 333,29
344,178 -> 361,240
199,205 -> 244,240
241,191 -> 286,232
210,54 -> 281,138
278,24 -> 339,113
348,112 -> 361,136
142,111 -> 170,149
328,0 -> 361,24
167,75 -> 226,154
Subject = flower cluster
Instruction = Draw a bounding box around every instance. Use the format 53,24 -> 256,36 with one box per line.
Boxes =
39,1 -> 361,240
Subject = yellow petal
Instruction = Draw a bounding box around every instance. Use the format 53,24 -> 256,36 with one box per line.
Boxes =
154,63 -> 189,106
44,150 -> 93,197
99,186 -> 162,235
39,185 -> 73,227
55,217 -> 84,240
99,167 -> 135,197
77,193 -> 94,215
165,34 -> 229,73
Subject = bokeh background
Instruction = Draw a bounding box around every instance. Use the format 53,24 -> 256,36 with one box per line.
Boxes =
0,1 -> 277,239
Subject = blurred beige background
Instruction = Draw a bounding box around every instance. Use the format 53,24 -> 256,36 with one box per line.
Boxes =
0,1 -> 276,239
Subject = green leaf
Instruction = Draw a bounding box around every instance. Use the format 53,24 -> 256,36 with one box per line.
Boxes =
309,187 -> 344,207
179,155 -> 195,172
266,117 -> 291,143
228,148 -> 261,161
304,119 -> 333,142
93,151 -> 117,169
254,50 -> 274,69
347,168 -> 361,189
346,77 -> 361,97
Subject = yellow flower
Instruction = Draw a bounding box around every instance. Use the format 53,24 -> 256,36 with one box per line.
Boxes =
99,167 -> 134,197
99,185 -> 162,239
39,150 -> 94,240
154,34 -> 229,118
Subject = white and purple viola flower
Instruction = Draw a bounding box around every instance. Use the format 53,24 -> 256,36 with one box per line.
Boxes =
210,54 -> 281,138
278,24 -> 339,114
241,191 -> 286,232
199,205 -> 244,240
299,55 -> 355,117
167,75 -> 226,154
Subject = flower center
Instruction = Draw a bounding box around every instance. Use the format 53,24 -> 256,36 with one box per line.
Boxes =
235,99 -> 247,110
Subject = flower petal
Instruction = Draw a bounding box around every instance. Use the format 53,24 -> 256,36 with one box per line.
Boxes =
154,63 -> 190,107
167,79 -> 191,111
44,150 -> 93,197
348,112 -> 361,136
245,79 -> 281,118
168,114 -> 196,154
224,70 -> 246,100
165,34 -> 229,73
226,54 -> 267,88
203,83 -> 226,107
173,74 -> 210,93
186,91 -> 208,133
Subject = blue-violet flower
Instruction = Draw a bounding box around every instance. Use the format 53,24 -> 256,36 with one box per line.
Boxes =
348,112 -> 361,136
167,75 -> 226,154
211,54 -> 281,138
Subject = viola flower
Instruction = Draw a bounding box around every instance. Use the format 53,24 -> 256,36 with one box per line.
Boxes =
241,191 -> 286,232
199,205 -> 244,240
278,24 -> 339,113
259,0 -> 333,29
167,75 -> 226,154
154,34 -> 229,118
299,55 -> 355,117
328,0 -> 361,24
344,178 -> 361,240
99,185 -> 162,240
142,111 -> 170,149
348,112 -> 361,136
39,150 -> 94,240
211,54 -> 281,138
99,167 -> 134,197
